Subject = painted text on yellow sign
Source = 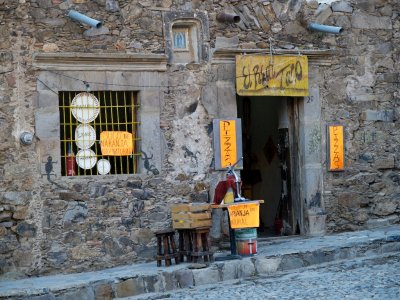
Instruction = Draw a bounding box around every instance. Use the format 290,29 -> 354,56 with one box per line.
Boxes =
228,202 -> 260,229
236,55 -> 309,96
328,125 -> 344,171
219,120 -> 237,168
100,131 -> 134,156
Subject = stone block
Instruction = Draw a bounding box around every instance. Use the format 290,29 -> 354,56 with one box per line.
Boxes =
14,221 -> 37,238
143,274 -> 163,293
63,202 -> 88,224
372,201 -> 397,216
56,287 -> 94,300
337,192 -> 363,208
216,81 -> 236,118
361,110 -> 395,122
303,167 -> 323,210
192,265 -> 220,286
71,245 -> 102,260
114,278 -> 145,298
202,85 -> 218,118
83,26 -> 110,37
308,212 -> 326,236
34,107 -> 60,139
0,211 -> 12,222
138,87 -> 161,113
174,269 -> 194,288
215,36 -> 239,49
161,271 -> 177,291
24,294 -> 56,300
304,87 -> 321,120
94,283 -> 113,300
12,208 -> 28,220
374,155 -> 395,170
279,256 -> 304,271
1,191 -> 32,206
38,90 -> 59,108
220,261 -> 236,280
237,259 -> 256,278
314,4 -> 332,24
304,123 -> 321,161
255,257 -> 282,274
351,13 -> 392,30
381,242 -> 400,254
332,1 -> 353,13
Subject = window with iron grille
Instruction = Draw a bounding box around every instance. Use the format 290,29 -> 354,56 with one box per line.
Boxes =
59,91 -> 140,176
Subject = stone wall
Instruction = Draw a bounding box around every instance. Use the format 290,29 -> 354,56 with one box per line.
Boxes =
0,0 -> 399,277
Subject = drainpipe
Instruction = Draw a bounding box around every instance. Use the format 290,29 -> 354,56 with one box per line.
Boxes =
216,12 -> 241,23
308,23 -> 343,34
67,10 -> 103,28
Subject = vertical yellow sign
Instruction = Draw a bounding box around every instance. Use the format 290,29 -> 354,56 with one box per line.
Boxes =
328,125 -> 344,171
219,120 -> 237,168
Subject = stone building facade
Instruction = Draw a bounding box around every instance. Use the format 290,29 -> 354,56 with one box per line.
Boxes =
0,0 -> 399,278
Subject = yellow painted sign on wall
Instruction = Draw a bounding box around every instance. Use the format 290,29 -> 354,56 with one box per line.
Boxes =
219,120 -> 238,168
328,125 -> 344,171
100,131 -> 133,156
228,202 -> 260,229
236,55 -> 309,96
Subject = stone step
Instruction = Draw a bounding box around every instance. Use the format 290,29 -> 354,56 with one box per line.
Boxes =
0,226 -> 399,299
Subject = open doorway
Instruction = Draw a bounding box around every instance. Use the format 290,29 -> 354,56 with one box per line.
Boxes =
237,96 -> 302,237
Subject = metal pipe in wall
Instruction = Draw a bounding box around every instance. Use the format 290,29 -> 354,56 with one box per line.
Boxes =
67,10 -> 102,28
308,23 -> 343,34
216,12 -> 241,23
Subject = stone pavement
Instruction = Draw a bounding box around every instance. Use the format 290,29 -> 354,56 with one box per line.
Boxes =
129,252 -> 400,300
1,225 -> 400,299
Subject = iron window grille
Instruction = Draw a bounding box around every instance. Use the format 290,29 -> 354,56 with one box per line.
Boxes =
59,91 -> 140,176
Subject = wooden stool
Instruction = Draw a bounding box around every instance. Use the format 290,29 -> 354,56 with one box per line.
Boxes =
190,227 -> 214,263
155,229 -> 179,267
177,229 -> 193,263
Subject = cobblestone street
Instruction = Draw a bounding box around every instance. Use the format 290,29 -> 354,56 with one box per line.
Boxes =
128,252 -> 400,300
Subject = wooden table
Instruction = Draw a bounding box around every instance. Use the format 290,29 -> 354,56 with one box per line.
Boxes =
211,200 -> 264,256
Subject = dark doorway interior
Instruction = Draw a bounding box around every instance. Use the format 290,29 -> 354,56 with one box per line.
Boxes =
237,96 -> 300,236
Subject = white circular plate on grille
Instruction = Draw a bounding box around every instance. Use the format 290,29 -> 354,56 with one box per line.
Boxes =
71,92 -> 100,123
76,149 -> 97,170
75,124 -> 96,150
97,159 -> 111,175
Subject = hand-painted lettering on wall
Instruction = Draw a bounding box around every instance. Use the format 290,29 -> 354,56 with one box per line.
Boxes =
236,55 -> 309,97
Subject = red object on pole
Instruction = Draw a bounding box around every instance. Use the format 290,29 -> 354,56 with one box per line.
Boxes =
66,144 -> 76,176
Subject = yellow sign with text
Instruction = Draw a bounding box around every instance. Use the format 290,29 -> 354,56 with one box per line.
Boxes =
328,125 -> 344,171
100,131 -> 133,156
236,55 -> 309,96
219,120 -> 237,168
227,202 -> 260,229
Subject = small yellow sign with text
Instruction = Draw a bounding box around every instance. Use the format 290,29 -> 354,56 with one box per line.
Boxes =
228,202 -> 260,229
100,131 -> 133,156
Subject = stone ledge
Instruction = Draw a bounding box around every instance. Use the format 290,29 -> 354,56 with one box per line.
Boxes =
33,52 -> 168,71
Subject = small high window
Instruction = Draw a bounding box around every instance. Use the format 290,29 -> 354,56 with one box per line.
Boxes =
59,91 -> 140,176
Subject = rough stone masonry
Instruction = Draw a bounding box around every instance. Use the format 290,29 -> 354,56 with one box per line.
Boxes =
0,0 -> 399,278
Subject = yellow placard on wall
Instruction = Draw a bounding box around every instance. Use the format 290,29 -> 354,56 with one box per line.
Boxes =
219,120 -> 238,168
100,131 -> 133,156
328,125 -> 344,171
227,202 -> 260,229
236,55 -> 309,96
